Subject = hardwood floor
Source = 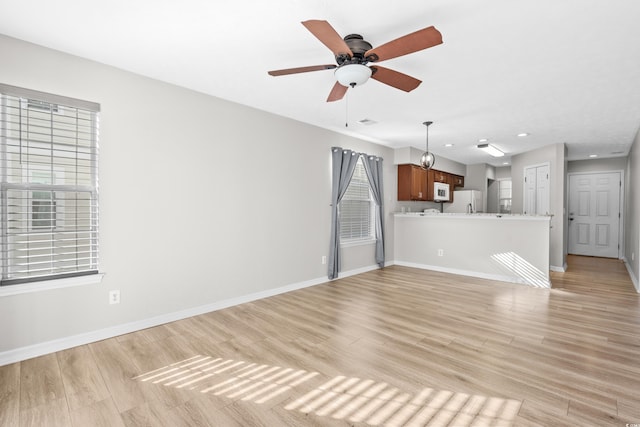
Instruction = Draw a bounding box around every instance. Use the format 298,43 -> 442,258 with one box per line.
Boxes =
1,255 -> 639,426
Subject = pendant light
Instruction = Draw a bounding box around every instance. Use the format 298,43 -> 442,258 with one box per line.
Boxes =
420,121 -> 435,169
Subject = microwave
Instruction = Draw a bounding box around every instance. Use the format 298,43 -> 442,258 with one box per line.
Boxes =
433,182 -> 450,201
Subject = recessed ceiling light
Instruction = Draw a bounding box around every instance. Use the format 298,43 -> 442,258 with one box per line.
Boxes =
444,143 -> 454,147
517,133 -> 529,137
478,138 -> 488,143
589,154 -> 598,158
503,162 -> 510,165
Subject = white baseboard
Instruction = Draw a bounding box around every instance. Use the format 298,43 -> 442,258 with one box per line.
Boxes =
622,257 -> 640,293
335,263 -> 388,279
550,263 -> 567,273
2,267 -> 388,366
393,260 -> 551,289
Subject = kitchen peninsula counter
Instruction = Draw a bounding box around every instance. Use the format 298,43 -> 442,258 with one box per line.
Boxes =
394,212 -> 551,287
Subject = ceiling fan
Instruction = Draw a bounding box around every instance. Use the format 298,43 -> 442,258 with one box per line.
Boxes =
267,20 -> 443,102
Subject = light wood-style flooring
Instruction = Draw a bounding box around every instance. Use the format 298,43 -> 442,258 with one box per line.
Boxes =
1,255 -> 639,426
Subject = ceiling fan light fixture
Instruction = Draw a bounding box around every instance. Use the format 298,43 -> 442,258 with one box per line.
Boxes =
477,143 -> 505,157
335,64 -> 372,87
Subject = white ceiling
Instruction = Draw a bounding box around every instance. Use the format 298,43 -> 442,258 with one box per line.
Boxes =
2,0 -> 640,167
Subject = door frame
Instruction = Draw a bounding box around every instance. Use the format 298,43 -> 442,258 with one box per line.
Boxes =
566,170 -> 625,259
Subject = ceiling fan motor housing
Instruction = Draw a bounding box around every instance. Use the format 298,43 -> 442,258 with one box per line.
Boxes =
338,34 -> 374,65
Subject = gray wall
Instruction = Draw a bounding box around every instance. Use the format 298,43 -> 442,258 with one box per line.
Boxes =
0,34 -> 398,354
511,143 -> 567,270
625,131 -> 640,290
568,157 -> 628,173
494,166 -> 512,180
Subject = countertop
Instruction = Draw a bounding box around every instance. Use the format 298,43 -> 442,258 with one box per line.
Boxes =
394,212 -> 552,221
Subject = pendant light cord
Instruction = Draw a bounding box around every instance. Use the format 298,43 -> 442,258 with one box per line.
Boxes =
423,121 -> 433,152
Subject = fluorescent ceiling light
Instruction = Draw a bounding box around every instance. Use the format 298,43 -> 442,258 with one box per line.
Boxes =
478,138 -> 488,142
477,143 -> 504,157
589,154 -> 598,158
517,132 -> 529,137
444,143 -> 454,147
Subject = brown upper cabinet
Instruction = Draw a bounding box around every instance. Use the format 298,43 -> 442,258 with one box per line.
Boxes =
397,164 -> 428,201
430,169 -> 448,183
451,174 -> 465,188
398,164 -> 465,202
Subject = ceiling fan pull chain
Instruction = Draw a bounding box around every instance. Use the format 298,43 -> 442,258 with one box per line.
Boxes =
345,89 -> 349,127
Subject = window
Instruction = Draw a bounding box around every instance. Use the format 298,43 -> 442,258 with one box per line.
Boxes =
498,179 -> 512,214
339,157 -> 374,242
0,84 -> 100,286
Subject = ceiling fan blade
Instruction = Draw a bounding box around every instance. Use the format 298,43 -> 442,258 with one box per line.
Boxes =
370,66 -> 422,92
326,81 -> 348,102
365,26 -> 443,62
302,20 -> 352,59
268,64 -> 336,76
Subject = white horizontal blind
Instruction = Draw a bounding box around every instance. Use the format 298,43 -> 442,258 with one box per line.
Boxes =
339,157 -> 373,241
499,179 -> 512,214
0,84 -> 100,285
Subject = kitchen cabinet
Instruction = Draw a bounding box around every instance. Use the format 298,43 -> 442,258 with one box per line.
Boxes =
451,174 -> 464,188
400,165 -> 464,202
397,164 -> 428,201
430,169 -> 448,183
427,169 -> 451,201
446,174 -> 464,202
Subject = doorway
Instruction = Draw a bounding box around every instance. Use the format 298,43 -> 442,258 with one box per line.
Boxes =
568,172 -> 622,258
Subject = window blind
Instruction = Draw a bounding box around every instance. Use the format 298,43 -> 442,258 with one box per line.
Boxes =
339,158 -> 373,241
0,84 -> 100,285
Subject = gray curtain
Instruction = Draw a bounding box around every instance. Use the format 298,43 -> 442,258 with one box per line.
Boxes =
362,154 -> 385,267
328,147 -> 360,280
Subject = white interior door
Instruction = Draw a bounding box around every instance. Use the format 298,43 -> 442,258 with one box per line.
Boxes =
535,165 -> 550,214
568,172 -> 621,258
524,164 -> 550,215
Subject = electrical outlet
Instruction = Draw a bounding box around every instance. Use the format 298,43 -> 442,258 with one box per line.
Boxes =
321,256 -> 327,265
438,249 -> 444,257
109,290 -> 120,305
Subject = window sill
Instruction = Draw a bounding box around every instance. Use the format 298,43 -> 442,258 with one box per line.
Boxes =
0,273 -> 105,297
340,238 -> 376,248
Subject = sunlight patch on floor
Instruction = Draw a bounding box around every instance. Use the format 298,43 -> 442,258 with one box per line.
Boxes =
133,355 -> 521,426
285,375 -> 521,426
491,251 -> 551,288
132,355 -> 318,404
